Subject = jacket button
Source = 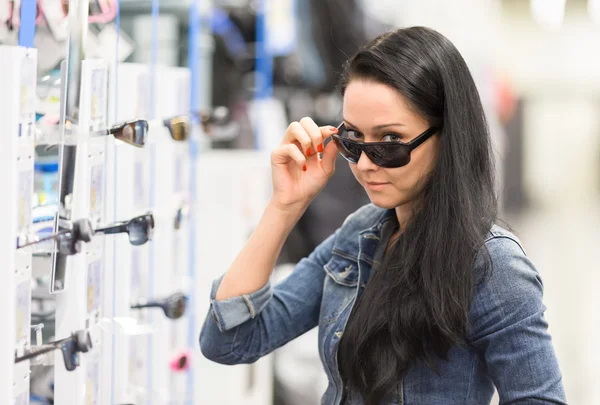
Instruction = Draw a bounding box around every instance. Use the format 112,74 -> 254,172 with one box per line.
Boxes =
334,331 -> 343,339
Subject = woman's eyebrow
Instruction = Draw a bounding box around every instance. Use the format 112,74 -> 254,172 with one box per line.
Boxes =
343,119 -> 405,130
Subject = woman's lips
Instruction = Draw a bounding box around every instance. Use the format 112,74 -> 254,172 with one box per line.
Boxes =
365,182 -> 390,191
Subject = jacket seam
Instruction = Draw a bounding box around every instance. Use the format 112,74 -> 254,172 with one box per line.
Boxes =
483,234 -> 526,256
242,294 -> 256,319
331,249 -> 358,262
464,353 -> 476,403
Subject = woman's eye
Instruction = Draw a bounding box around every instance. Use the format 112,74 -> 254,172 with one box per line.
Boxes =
346,130 -> 363,141
382,133 -> 402,142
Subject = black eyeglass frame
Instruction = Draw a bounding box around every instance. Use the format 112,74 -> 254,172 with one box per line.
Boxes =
14,330 -> 92,371
130,292 -> 188,320
332,123 -> 439,168
94,212 -> 155,246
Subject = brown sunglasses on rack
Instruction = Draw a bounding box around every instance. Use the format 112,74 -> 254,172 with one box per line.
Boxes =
104,119 -> 149,147
163,116 -> 190,142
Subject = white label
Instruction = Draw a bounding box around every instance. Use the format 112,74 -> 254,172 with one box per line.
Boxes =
131,249 -> 141,297
17,170 -> 33,232
19,53 -> 36,126
85,356 -> 100,405
89,164 -> 104,220
15,281 -> 31,346
90,68 -> 107,132
87,259 -> 102,315
134,160 -> 145,209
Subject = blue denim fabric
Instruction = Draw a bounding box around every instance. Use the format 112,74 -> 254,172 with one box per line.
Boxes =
199,204 -> 567,405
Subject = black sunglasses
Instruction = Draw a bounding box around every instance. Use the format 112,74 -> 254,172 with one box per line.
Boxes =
130,292 -> 188,320
94,212 -> 154,246
16,218 -> 94,255
163,116 -> 190,141
101,119 -> 149,147
332,123 -> 439,168
14,330 -> 92,371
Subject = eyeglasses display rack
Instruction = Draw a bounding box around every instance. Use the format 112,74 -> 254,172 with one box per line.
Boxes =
0,44 -> 37,405
1,0 -> 277,404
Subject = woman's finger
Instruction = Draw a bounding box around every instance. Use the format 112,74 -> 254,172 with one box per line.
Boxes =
272,143 -> 307,170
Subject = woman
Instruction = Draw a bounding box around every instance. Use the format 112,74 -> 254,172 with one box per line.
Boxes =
200,27 -> 566,405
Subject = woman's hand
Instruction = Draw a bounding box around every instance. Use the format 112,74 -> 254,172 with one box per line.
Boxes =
270,117 -> 339,211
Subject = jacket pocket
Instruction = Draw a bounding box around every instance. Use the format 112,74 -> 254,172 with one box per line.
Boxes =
323,251 -> 359,287
320,254 -> 358,326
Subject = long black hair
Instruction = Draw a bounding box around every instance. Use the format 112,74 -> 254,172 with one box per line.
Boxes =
337,27 -> 497,404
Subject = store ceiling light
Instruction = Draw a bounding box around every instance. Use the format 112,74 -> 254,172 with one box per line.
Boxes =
589,0 -> 600,24
530,0 -> 566,29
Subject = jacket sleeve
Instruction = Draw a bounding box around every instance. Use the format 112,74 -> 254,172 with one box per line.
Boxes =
469,236 -> 567,405
199,231 -> 336,365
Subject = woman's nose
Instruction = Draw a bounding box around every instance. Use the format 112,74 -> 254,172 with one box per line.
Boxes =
356,151 -> 379,172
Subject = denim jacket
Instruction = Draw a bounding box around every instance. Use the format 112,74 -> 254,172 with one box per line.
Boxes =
199,204 -> 567,405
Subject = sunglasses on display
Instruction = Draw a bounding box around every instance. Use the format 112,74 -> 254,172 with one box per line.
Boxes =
331,123 -> 439,168
100,119 -> 149,147
14,330 -> 93,372
16,218 -> 94,255
130,292 -> 188,320
94,212 -> 155,246
163,116 -> 191,141
36,118 -> 149,149
169,350 -> 191,372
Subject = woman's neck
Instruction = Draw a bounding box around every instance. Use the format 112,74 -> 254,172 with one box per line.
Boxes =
394,201 -> 414,231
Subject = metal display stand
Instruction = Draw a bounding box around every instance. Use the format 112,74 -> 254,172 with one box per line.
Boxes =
0,44 -> 37,405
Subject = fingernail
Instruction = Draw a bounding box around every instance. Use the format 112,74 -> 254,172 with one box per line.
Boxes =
303,164 -> 307,172
317,143 -> 324,153
306,147 -> 312,156
329,126 -> 338,133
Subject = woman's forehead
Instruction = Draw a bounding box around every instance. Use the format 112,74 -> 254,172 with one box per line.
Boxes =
342,80 -> 423,130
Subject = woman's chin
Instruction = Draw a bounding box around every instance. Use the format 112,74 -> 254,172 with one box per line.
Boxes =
367,194 -> 402,210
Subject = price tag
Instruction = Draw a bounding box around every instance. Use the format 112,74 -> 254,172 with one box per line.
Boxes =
89,165 -> 104,220
134,160 -> 145,209
90,68 -> 107,132
15,281 -> 31,346
130,249 -> 141,297
87,260 -> 102,315
17,170 -> 33,232
85,356 -> 100,405
19,52 -> 36,128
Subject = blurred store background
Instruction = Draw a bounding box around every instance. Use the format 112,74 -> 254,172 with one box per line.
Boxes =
2,0 -> 598,403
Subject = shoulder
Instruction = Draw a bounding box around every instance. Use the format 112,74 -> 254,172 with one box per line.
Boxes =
470,223 -> 546,340
477,224 -> 538,284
